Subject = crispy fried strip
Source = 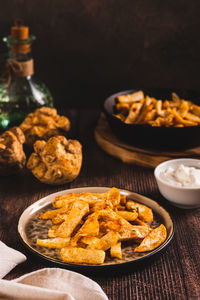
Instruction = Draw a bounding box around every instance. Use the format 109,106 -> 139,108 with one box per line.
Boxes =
119,225 -> 150,241
134,224 -> 167,252
117,91 -> 144,104
126,201 -> 153,222
56,200 -> 89,238
70,212 -> 100,246
48,225 -> 59,238
110,242 -> 122,259
87,231 -> 119,251
60,247 -> 105,265
37,237 -> 70,248
116,210 -> 138,221
39,205 -> 70,220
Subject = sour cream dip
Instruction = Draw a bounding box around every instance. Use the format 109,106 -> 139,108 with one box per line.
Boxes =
159,164 -> 200,188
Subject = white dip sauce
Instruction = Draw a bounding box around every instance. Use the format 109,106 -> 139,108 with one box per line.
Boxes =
160,164 -> 200,187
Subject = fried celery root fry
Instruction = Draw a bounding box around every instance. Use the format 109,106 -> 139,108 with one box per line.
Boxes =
110,242 -> 122,259
89,200 -> 109,213
60,247 -> 105,265
170,108 -> 198,126
133,218 -> 151,230
37,237 -> 70,249
190,104 -> 200,117
156,100 -> 165,117
185,112 -> 200,124
116,210 -> 138,222
37,187 -> 169,265
80,236 -> 100,246
171,92 -> 180,102
114,90 -> 200,127
48,225 -> 59,238
52,213 -> 69,225
119,225 -> 150,242
70,212 -> 100,246
53,193 -> 107,208
97,209 -> 149,242
117,90 -> 144,104
99,220 -> 122,233
126,201 -> 153,222
56,200 -> 89,238
125,102 -> 144,124
39,205 -> 70,220
106,187 -> 121,207
87,231 -> 119,251
53,192 -> 107,208
134,224 -> 167,252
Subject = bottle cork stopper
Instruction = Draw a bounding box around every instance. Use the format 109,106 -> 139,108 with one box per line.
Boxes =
11,19 -> 29,40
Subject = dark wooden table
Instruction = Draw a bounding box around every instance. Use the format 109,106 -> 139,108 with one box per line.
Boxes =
0,109 -> 200,300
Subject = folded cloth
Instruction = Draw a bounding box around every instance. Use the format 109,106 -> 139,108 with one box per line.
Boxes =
0,241 -> 27,279
0,268 -> 109,300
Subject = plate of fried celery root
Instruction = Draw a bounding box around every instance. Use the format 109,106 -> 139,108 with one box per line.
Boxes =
18,187 -> 174,271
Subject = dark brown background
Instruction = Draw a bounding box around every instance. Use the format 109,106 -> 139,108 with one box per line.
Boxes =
0,0 -> 200,107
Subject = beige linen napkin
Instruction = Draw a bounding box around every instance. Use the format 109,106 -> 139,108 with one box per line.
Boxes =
0,241 -> 27,279
0,268 -> 109,300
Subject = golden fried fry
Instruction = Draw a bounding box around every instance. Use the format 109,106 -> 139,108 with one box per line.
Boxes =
134,224 -> 167,252
114,90 -> 200,127
170,108 -> 198,126
171,92 -> 180,102
125,102 -> 144,124
178,100 -> 190,117
52,213 -> 69,225
117,90 -> 144,104
37,237 -> 70,248
39,206 -> 70,220
48,225 -> 59,238
88,231 -> 119,251
70,212 -> 100,246
60,247 -> 105,265
37,188 -> 168,265
110,242 -> 122,259
53,192 -> 107,208
143,109 -> 156,123
135,96 -> 152,124
133,218 -> 151,229
126,201 -> 153,222
99,220 -> 122,233
106,187 -> 121,207
190,104 -> 200,117
116,210 -> 138,221
80,236 -> 100,246
119,225 -> 150,242
56,200 -> 89,238
185,112 -> 200,123
156,100 -> 165,117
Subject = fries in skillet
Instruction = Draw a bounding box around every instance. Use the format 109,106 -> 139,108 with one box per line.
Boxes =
36,187 -> 167,265
114,91 -> 200,127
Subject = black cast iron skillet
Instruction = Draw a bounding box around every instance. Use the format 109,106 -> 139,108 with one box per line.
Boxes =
103,88 -> 200,150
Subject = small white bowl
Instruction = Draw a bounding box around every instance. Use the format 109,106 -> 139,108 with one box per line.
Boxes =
154,158 -> 200,209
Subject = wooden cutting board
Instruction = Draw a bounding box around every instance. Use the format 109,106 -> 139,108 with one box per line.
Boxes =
94,113 -> 200,168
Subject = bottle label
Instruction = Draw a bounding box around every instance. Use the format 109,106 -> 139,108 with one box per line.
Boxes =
7,58 -> 34,77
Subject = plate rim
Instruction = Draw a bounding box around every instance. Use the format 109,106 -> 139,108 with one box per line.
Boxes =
18,186 -> 175,271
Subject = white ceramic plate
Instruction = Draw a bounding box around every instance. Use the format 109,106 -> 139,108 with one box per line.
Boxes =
18,187 -> 174,273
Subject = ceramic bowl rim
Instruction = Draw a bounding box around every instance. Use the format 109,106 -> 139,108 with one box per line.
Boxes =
154,158 -> 200,190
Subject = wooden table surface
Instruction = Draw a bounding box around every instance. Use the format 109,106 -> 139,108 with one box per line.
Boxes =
0,109 -> 199,300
